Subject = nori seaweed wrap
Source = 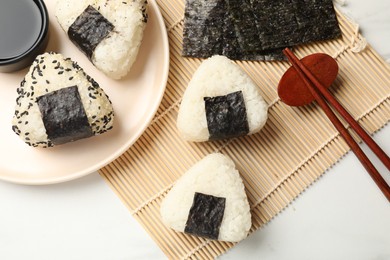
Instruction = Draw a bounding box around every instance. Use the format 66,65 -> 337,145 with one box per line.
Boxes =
68,5 -> 114,60
184,192 -> 226,240
37,86 -> 93,145
204,91 -> 249,140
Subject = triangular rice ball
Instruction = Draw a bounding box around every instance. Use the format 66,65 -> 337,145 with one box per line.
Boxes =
177,55 -> 268,142
56,0 -> 147,79
12,52 -> 114,148
160,153 -> 251,242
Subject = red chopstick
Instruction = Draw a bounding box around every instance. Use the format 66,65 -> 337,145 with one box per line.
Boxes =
283,48 -> 390,202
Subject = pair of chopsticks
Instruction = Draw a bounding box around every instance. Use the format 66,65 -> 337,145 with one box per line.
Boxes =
283,48 -> 390,202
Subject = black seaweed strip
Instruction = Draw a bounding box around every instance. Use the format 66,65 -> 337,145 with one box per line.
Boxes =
37,86 -> 93,145
68,5 -> 114,59
204,91 -> 249,140
184,193 -> 226,240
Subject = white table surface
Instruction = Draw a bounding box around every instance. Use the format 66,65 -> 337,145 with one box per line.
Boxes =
0,1 -> 389,259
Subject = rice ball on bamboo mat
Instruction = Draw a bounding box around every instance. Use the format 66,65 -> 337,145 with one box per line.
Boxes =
160,153 -> 251,242
12,52 -> 114,148
56,0 -> 148,79
177,55 -> 268,142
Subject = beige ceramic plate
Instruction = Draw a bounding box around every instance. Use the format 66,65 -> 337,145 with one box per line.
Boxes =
0,0 -> 169,184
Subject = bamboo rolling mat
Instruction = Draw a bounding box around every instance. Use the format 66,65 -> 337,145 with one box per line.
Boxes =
99,1 -> 390,259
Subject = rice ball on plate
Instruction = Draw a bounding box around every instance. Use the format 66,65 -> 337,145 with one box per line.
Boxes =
160,153 -> 251,242
56,0 -> 148,79
12,52 -> 114,148
177,55 -> 268,142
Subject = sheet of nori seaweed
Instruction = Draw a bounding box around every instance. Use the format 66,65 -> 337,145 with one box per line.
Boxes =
184,192 -> 226,240
222,0 -> 290,60
182,0 -> 341,60
246,0 -> 341,51
204,91 -> 249,140
182,0 -> 225,58
68,5 -> 114,59
37,86 -> 93,145
182,0 -> 285,60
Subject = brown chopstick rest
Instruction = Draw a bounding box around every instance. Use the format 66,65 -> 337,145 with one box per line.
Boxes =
278,48 -> 390,202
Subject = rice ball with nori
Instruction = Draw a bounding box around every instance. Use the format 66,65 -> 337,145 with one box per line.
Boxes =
56,0 -> 148,79
160,153 -> 251,242
12,52 -> 114,148
177,55 -> 268,142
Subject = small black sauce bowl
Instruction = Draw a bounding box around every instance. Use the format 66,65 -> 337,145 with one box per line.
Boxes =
0,0 -> 49,73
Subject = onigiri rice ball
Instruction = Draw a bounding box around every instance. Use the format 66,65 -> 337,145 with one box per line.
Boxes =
12,52 -> 114,148
177,55 -> 268,142
160,153 -> 251,242
56,0 -> 148,79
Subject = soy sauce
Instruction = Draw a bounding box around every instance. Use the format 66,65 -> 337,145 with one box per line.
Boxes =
0,0 -> 43,60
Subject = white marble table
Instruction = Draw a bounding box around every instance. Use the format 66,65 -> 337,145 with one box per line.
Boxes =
0,1 -> 389,259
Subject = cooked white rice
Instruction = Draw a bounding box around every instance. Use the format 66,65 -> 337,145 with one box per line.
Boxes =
177,55 -> 268,142
56,0 -> 148,79
160,153 -> 251,242
12,52 -> 114,148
